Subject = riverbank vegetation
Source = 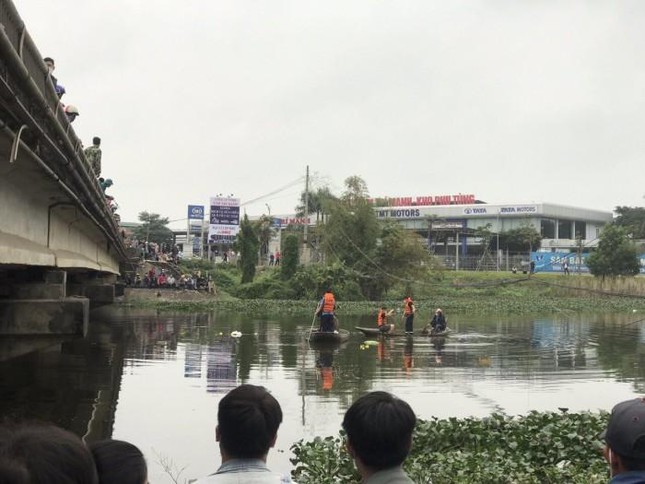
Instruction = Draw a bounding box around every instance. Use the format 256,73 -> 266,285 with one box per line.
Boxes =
290,410 -> 609,484
126,263 -> 645,316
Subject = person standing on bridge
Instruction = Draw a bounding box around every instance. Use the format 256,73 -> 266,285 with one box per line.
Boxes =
84,137 -> 102,177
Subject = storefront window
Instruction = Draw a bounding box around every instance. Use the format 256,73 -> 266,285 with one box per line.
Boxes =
574,221 -> 586,239
558,220 -> 572,239
541,219 -> 556,238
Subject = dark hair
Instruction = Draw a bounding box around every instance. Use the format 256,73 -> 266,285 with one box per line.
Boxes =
90,439 -> 147,484
218,385 -> 282,459
0,422 -> 98,484
43,57 -> 54,64
342,391 -> 416,471
93,136 -> 101,145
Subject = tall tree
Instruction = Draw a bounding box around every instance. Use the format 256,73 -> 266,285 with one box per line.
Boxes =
586,225 -> 641,279
281,234 -> 300,279
368,222 -> 431,299
295,186 -> 336,224
614,206 -> 645,239
254,214 -> 275,263
323,177 -> 379,269
133,211 -> 173,246
237,214 -> 259,283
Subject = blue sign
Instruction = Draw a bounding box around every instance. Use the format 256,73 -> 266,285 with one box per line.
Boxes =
531,251 -> 645,274
188,205 -> 204,220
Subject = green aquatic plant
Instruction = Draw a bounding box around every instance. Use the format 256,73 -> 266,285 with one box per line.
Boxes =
290,411 -> 609,484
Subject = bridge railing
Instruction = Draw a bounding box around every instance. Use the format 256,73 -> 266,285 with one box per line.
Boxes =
0,0 -> 127,261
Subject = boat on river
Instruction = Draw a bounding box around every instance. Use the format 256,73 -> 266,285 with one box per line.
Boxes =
423,327 -> 452,337
308,329 -> 350,345
356,326 -> 395,337
355,326 -> 452,338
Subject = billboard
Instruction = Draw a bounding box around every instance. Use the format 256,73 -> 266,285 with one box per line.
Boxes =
188,205 -> 205,220
208,197 -> 240,241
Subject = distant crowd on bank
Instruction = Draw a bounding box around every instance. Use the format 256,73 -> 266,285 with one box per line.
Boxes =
127,266 -> 214,293
43,57 -> 119,223
2,386 -> 644,483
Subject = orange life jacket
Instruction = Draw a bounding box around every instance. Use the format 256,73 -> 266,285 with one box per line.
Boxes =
377,309 -> 387,326
322,292 -> 335,313
404,297 -> 414,316
321,367 -> 333,390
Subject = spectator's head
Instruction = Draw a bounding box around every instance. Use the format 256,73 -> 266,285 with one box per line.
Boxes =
342,391 -> 416,474
64,104 -> 79,123
603,397 -> 645,476
0,422 -> 98,483
216,384 -> 282,461
90,439 -> 147,484
93,136 -> 101,146
43,57 -> 55,72
55,83 -> 66,98
436,308 -> 442,314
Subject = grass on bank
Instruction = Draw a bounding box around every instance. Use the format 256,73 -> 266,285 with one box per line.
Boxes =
125,261 -> 645,316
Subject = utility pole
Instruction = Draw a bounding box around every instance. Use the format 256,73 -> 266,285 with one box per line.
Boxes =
302,165 -> 310,264
455,232 -> 460,271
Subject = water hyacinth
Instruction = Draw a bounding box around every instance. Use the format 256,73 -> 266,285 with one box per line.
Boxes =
290,411 -> 609,484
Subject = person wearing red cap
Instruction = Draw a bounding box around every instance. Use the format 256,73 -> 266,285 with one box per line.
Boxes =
602,397 -> 645,483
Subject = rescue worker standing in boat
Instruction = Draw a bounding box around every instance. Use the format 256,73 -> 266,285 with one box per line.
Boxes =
316,287 -> 337,333
377,306 -> 395,334
403,296 -> 416,334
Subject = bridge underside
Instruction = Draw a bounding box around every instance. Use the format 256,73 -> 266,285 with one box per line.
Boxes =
0,116 -> 125,337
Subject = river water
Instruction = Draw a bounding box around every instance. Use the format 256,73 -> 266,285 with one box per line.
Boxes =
1,307 -> 645,483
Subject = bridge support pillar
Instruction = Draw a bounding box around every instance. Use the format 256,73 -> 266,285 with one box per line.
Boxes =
0,298 -> 89,336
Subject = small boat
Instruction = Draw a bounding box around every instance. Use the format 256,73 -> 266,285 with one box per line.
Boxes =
308,329 -> 350,344
355,326 -> 394,337
425,327 -> 452,337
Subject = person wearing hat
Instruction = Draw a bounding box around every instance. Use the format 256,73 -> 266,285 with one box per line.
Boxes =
430,308 -> 447,335
602,397 -> 645,483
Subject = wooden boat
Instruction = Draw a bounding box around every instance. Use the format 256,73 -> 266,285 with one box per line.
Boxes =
356,326 -> 394,337
308,329 -> 350,344
424,327 -> 452,337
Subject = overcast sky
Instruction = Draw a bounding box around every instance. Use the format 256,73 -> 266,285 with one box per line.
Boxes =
17,1 -> 645,228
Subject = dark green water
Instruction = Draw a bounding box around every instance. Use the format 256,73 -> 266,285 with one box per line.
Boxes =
1,307 -> 645,483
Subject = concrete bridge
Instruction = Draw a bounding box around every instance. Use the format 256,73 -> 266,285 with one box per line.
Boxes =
0,0 -> 130,337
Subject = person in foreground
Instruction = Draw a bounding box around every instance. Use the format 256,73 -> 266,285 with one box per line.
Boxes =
90,439 -> 148,484
342,391 -> 416,483
602,397 -> 645,483
0,422 -> 98,483
194,384 -> 291,483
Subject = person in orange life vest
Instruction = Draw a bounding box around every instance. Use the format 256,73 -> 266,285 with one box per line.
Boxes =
377,306 -> 395,334
315,287 -> 337,333
403,296 -> 415,334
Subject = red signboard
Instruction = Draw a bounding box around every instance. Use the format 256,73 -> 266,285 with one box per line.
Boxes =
369,194 -> 476,207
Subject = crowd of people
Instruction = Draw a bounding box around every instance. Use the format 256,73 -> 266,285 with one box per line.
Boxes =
2,386 -> 641,483
43,57 -> 120,223
128,266 -> 214,293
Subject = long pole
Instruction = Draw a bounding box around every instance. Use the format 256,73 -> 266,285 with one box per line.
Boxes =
308,312 -> 318,341
186,217 -> 190,258
455,232 -> 460,271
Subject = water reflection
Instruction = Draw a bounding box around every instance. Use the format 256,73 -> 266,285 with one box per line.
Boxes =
3,310 -> 645,482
